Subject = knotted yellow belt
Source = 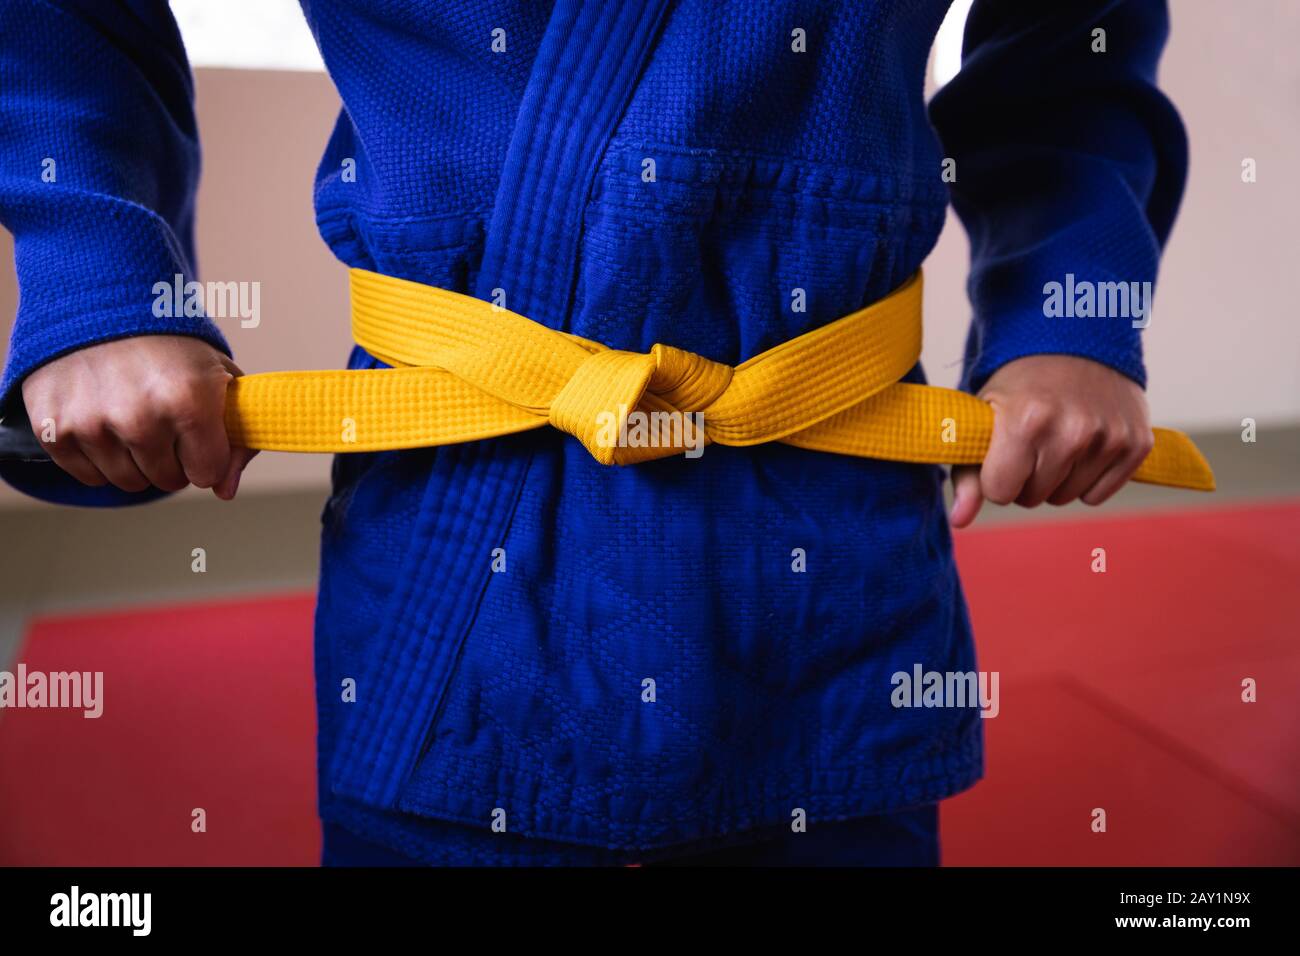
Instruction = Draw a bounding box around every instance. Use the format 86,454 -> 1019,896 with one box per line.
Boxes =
223,268 -> 1214,491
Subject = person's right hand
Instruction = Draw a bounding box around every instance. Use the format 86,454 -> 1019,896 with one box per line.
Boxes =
20,335 -> 257,499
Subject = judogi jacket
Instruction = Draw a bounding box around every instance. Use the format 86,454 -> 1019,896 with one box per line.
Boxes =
0,0 -> 1185,853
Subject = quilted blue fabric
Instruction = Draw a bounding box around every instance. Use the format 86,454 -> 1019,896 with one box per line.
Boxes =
0,0 -> 1185,855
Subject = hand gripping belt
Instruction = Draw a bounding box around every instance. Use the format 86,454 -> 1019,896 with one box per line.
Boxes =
222,269 -> 1215,491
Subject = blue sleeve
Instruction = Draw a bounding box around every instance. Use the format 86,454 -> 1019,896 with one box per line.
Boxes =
927,0 -> 1187,393
0,0 -> 230,506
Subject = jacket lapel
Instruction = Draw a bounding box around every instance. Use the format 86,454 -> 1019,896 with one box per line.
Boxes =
329,0 -> 671,809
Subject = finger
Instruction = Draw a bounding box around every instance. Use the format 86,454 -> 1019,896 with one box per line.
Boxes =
124,433 -> 190,492
1016,438 -> 1088,508
79,430 -> 151,492
174,392 -> 233,490
1015,407 -> 1107,507
25,402 -> 109,486
1081,430 -> 1155,506
949,465 -> 984,529
176,422 -> 231,489
45,439 -> 109,487
213,446 -> 258,501
1048,430 -> 1126,506
978,409 -> 1038,506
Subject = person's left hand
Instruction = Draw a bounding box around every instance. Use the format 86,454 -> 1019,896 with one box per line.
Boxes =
949,354 -> 1154,528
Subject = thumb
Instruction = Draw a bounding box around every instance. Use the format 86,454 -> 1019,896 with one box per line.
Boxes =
949,465 -> 984,529
218,353 -> 245,378
213,446 -> 258,501
213,353 -> 253,500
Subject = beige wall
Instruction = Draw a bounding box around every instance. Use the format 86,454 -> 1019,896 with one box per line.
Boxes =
182,68 -> 350,489
1,2 -> 1296,507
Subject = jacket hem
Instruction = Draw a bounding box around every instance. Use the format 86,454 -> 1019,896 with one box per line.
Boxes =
320,731 -> 984,858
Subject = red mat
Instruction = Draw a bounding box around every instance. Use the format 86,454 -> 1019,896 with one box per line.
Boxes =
944,499 -> 1300,865
1,500 -> 1297,866
0,596 -> 319,866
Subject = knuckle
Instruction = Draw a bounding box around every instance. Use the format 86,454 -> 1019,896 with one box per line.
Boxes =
149,377 -> 202,419
1013,399 -> 1055,438
1133,429 -> 1155,460
981,477 -> 1016,506
1100,424 -> 1130,456
108,406 -> 163,447
1058,428 -> 1087,455
68,414 -> 112,448
172,399 -> 221,436
1062,413 -> 1101,452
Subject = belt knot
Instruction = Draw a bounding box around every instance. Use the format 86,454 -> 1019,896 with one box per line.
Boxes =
547,343 -> 733,465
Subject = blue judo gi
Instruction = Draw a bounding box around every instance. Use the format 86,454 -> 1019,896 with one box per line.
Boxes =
0,0 -> 1185,864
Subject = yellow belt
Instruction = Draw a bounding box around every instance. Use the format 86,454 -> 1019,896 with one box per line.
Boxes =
223,268 -> 1214,491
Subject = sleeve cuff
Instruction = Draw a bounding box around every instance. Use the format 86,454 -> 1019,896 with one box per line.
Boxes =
961,296 -> 1148,395
0,291 -> 232,414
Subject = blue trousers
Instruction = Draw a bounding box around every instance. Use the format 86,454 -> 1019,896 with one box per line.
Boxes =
321,805 -> 940,867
